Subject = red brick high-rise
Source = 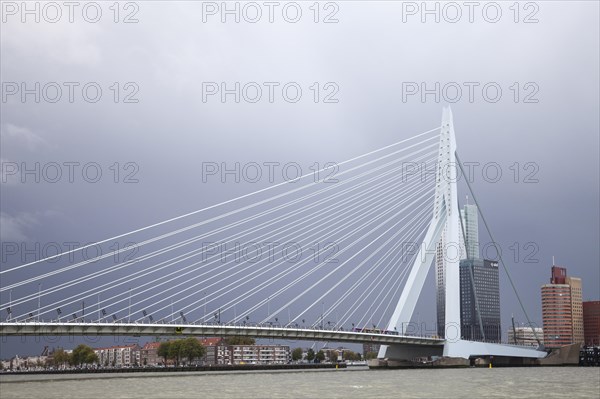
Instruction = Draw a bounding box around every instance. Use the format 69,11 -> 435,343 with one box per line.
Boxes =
541,265 -> 584,348
550,266 -> 567,284
583,301 -> 600,346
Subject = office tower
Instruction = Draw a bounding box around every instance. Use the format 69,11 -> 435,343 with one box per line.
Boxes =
541,266 -> 585,348
567,276 -> 584,345
583,301 -> 600,346
459,258 -> 501,342
436,203 -> 475,338
460,203 -> 479,260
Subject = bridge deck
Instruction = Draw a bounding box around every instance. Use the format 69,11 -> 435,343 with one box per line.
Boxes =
0,322 -> 444,346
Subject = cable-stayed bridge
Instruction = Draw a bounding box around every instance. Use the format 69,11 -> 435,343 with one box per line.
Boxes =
0,108 -> 547,362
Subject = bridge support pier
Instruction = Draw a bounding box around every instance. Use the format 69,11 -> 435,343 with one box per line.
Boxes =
376,339 -> 547,368
378,343 -> 444,361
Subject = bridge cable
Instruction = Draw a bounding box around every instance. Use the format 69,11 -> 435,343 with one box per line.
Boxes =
22,156 -> 430,321
326,210 -> 431,330
269,187 -> 435,325
196,180 -> 435,325
347,215 -> 429,330
455,151 -> 543,348
10,145 -> 438,315
1,127 -> 440,275
322,205 -> 432,329
2,137 -> 439,293
118,163 -> 433,322
166,173 -> 435,324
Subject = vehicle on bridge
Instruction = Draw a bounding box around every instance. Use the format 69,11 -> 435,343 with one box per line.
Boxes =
352,327 -> 399,336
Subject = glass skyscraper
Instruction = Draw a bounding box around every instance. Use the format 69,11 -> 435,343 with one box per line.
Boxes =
436,202 -> 500,342
459,258 -> 501,342
460,204 -> 479,260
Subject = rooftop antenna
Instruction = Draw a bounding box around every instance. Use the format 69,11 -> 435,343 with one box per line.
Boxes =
466,195 -> 469,205
552,256 -> 555,266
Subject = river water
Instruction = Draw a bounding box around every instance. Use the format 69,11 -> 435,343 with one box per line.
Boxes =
1,367 -> 598,398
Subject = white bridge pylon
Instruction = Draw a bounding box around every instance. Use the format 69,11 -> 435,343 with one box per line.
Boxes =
379,107 -> 546,360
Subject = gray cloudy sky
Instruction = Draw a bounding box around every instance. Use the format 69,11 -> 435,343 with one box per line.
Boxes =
1,1 -> 599,357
